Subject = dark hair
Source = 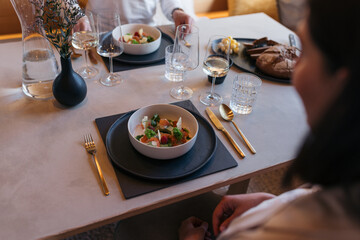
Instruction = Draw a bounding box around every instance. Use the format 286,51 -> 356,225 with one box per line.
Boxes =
284,0 -> 360,187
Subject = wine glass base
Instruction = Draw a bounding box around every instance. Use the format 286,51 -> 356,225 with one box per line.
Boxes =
199,92 -> 223,106
100,73 -> 122,87
170,86 -> 193,100
76,66 -> 99,79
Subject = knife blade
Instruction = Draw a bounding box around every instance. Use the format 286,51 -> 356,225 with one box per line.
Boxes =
206,107 -> 245,158
289,34 -> 296,47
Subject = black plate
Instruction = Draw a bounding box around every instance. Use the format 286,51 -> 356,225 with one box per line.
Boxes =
113,32 -> 173,65
212,38 -> 291,84
105,110 -> 217,180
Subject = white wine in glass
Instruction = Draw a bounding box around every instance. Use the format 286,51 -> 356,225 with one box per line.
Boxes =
96,10 -> 123,87
72,31 -> 98,50
200,35 -> 230,106
203,55 -> 230,78
72,12 -> 98,79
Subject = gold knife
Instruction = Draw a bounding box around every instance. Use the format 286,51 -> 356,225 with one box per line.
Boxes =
206,107 -> 245,158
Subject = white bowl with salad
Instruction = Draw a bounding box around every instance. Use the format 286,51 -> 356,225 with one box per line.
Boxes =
127,104 -> 199,160
112,24 -> 162,55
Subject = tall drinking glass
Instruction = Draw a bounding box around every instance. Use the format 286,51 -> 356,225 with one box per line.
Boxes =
72,11 -> 98,79
170,24 -> 199,100
200,35 -> 230,106
96,11 -> 123,86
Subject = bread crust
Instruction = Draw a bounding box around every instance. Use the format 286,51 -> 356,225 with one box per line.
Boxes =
255,45 -> 298,79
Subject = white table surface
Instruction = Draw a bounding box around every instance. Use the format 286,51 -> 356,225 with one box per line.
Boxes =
0,13 -> 308,240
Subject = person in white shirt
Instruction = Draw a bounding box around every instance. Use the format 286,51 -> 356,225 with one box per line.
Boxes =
178,0 -> 360,239
84,0 -> 194,28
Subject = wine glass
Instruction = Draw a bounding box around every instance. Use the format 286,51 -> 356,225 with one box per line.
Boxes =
169,24 -> 199,100
72,11 -> 98,79
200,35 -> 230,106
96,10 -> 123,86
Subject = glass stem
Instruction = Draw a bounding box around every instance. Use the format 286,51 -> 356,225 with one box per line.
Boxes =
180,70 -> 187,94
109,56 -> 114,75
84,49 -> 89,70
210,76 -> 216,98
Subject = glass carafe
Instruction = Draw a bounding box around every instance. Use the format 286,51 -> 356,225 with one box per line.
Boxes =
10,0 -> 60,100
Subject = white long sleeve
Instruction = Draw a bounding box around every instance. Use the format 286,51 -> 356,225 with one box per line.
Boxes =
87,0 -> 183,26
160,0 -> 183,21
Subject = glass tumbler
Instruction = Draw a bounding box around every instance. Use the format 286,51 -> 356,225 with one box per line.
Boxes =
230,73 -> 262,114
165,45 -> 185,82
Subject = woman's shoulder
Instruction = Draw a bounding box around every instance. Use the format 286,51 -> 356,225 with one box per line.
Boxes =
218,184 -> 360,240
266,183 -> 360,239
292,183 -> 360,224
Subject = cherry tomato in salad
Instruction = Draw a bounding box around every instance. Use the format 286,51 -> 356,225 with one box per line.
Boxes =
160,135 -> 168,144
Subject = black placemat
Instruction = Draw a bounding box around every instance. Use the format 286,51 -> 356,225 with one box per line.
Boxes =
102,32 -> 173,72
95,100 -> 238,199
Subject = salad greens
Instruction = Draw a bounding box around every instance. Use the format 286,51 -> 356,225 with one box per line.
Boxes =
122,28 -> 156,44
135,114 -> 191,147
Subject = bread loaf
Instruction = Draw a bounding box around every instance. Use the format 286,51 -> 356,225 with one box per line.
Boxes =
255,45 -> 298,79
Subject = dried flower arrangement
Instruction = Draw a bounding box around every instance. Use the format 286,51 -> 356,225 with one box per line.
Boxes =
31,0 -> 84,58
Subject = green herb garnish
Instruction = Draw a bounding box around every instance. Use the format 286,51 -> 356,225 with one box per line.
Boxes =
136,135 -> 144,140
151,120 -> 157,127
145,128 -> 156,139
173,127 -> 183,141
147,36 -> 154,42
151,114 -> 160,123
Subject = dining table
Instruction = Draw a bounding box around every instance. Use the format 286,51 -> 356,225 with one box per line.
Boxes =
0,13 -> 308,240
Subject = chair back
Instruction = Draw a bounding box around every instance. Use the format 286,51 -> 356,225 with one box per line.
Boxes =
0,0 -> 21,35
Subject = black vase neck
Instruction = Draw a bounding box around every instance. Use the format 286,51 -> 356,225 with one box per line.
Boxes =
60,57 -> 74,73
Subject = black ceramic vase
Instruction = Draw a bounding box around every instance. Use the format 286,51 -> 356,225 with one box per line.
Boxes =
53,57 -> 87,107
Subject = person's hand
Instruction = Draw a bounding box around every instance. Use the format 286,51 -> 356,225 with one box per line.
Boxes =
172,9 -> 194,29
212,193 -> 275,236
73,16 -> 92,33
179,216 -> 212,240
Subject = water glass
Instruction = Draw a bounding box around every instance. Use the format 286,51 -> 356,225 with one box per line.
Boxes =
165,45 -> 185,82
230,73 -> 262,114
96,10 -> 123,86
169,24 -> 199,100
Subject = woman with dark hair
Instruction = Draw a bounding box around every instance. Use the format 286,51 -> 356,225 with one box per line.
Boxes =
179,0 -> 360,239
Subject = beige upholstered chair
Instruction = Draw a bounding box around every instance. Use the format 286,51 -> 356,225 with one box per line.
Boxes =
227,0 -> 306,30
0,0 -> 21,35
227,0 -> 279,21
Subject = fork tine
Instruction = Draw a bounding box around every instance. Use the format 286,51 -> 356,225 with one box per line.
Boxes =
89,134 -> 95,147
84,134 -> 91,148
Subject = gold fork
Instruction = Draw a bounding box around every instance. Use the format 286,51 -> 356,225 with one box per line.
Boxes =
84,134 -> 110,196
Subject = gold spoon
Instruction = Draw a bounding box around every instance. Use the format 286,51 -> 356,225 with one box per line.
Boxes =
219,104 -> 256,154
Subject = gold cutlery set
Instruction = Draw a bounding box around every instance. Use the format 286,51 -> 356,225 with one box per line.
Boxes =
206,105 -> 256,158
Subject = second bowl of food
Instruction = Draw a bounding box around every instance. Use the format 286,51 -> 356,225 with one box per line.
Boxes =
112,24 -> 161,55
127,104 -> 198,160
